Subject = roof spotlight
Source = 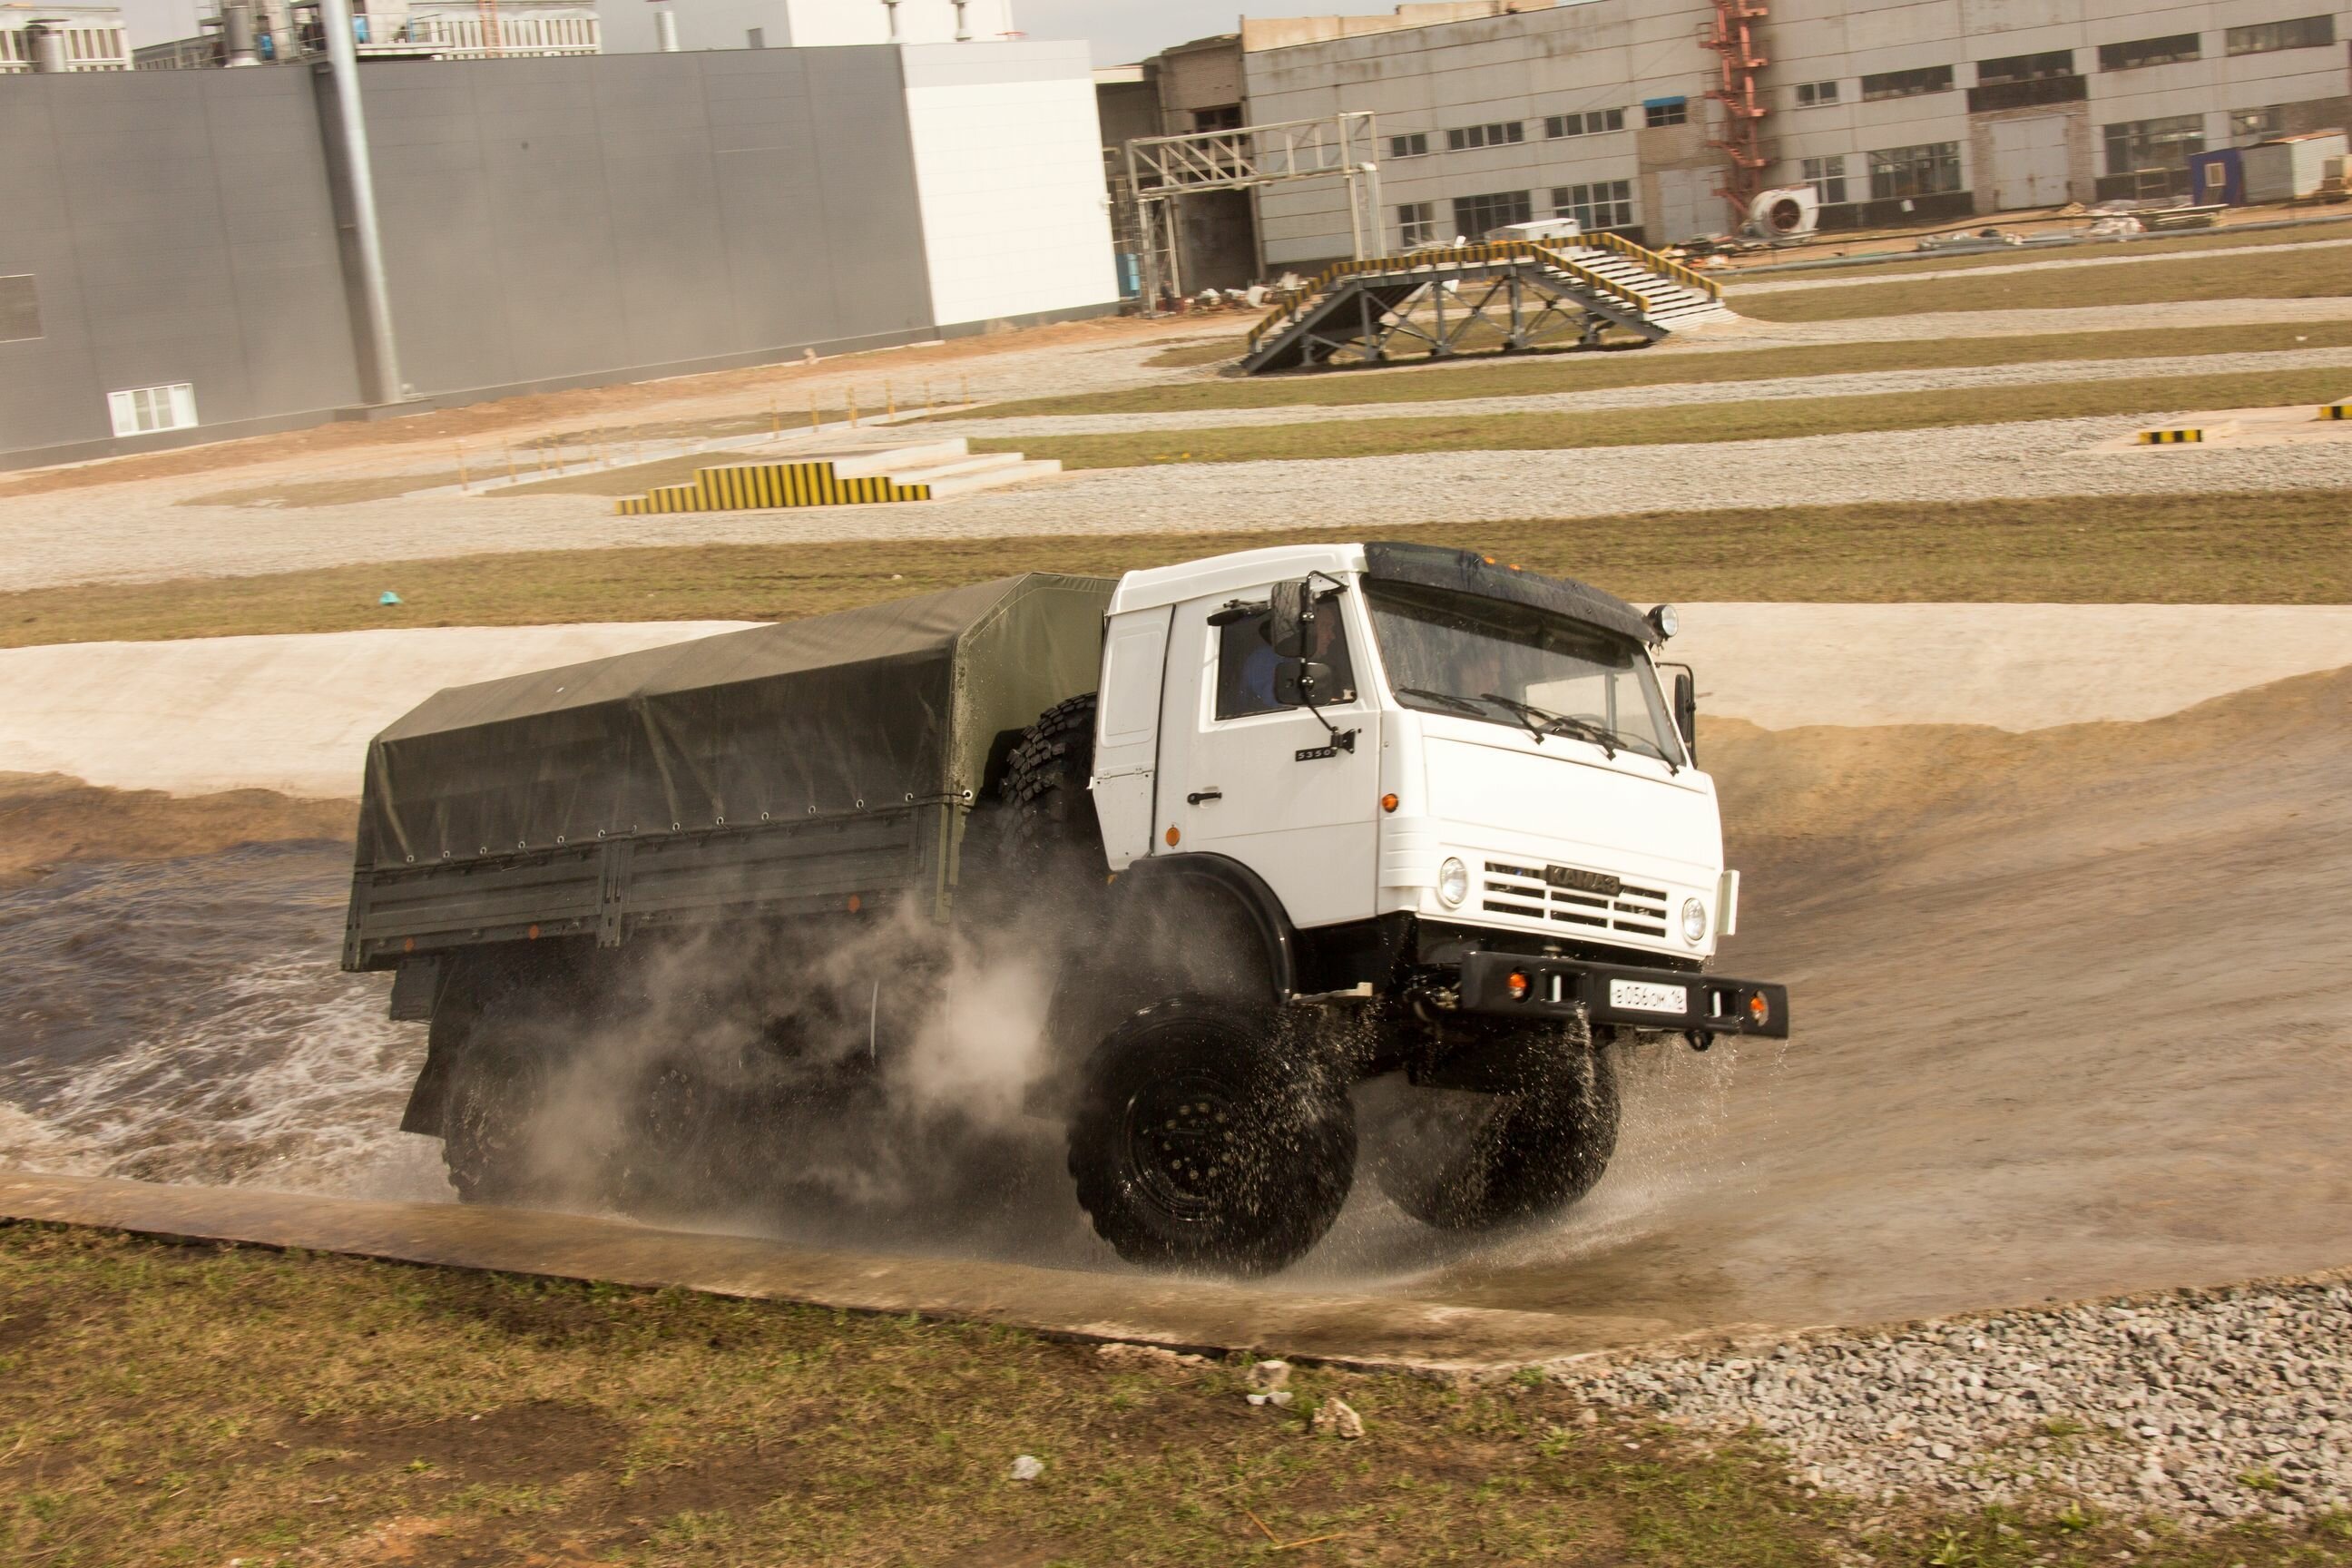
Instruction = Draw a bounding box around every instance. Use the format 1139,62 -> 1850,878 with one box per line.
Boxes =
1648,603 -> 1681,642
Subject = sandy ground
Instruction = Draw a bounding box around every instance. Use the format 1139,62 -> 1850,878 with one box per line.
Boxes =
1410,665 -> 2352,1330
9,605 -> 2352,799
1720,233 -> 2352,296
2,664 -> 2344,1357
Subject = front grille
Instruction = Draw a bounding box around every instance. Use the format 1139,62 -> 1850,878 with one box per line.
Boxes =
1483,860 -> 1670,937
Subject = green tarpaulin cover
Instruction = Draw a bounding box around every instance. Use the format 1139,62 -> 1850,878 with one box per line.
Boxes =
358,573 -> 1114,868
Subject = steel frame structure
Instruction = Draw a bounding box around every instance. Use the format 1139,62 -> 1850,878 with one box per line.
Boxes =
1243,257 -> 1651,374
1700,0 -> 1772,214
1121,112 -> 1383,310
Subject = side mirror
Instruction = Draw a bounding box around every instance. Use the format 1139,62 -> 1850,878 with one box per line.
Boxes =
1273,658 -> 1336,707
1671,667 -> 1699,764
1268,578 -> 1313,658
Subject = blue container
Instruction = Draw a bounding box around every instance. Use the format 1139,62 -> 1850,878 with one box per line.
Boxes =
2186,148 -> 2244,205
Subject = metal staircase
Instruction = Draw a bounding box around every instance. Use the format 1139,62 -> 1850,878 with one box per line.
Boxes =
1241,235 -> 1736,375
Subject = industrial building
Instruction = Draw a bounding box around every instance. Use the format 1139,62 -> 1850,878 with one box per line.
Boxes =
1,2 -> 129,70
1,24 -> 1117,467
1120,0 -> 2352,275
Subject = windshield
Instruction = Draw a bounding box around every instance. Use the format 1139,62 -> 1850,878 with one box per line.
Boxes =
1366,582 -> 1686,766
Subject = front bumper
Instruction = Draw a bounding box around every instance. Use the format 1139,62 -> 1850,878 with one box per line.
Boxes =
1456,949 -> 1789,1039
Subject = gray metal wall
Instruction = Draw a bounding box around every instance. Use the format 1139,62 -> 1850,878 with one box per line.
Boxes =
0,66 -> 362,459
357,47 -> 936,402
0,48 -> 943,466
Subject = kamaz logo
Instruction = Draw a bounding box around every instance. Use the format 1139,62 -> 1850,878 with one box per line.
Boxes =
1545,865 -> 1621,897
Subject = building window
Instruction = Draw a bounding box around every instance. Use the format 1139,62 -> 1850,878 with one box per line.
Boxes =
1447,121 -> 1526,152
2103,114 -> 2205,173
1859,64 -> 1955,101
0,275 -> 38,344
1398,201 -> 1439,248
1976,49 -> 2073,83
2098,33 -> 2200,71
2230,105 -> 2287,142
1192,104 -> 1242,132
106,383 -> 197,437
2226,15 -> 2334,54
1800,154 -> 1848,205
1867,142 -> 1963,200
1390,132 -> 1431,159
1454,190 -> 1534,237
1793,80 -> 1839,107
1553,181 -> 1635,230
1544,107 -> 1625,138
1642,98 -> 1689,128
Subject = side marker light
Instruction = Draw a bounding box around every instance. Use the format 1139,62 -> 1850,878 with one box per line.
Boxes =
1748,993 -> 1770,1027
1380,793 -> 1399,813
1506,970 -> 1532,1001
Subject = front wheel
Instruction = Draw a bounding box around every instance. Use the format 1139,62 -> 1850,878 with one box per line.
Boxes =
1369,1031 -> 1619,1231
1067,997 -> 1355,1276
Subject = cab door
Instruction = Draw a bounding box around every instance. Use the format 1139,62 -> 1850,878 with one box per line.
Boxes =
1154,586 -> 1380,930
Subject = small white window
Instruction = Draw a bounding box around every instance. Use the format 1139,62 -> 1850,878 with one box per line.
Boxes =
107,382 -> 197,437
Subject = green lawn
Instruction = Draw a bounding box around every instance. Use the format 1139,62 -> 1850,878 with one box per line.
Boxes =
4,490 -> 2346,651
966,367 -> 2352,470
5,1224 -> 2347,1567
932,320 -> 2352,422
1725,214 -> 2352,286
1738,243 -> 2352,323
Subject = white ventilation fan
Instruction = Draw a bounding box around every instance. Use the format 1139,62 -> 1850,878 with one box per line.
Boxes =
1745,185 -> 1820,239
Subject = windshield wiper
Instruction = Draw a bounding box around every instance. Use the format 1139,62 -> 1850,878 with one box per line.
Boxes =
1478,692 -> 1571,748
1395,686 -> 1488,717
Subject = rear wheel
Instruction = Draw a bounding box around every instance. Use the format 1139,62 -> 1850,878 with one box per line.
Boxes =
1068,996 -> 1355,1276
1369,1029 -> 1619,1231
441,1035 -> 559,1206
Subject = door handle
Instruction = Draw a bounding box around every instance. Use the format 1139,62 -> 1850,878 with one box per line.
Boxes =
1187,789 -> 1223,805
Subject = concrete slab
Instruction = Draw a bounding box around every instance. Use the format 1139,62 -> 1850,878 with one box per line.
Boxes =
0,1169 -> 1668,1369
7,606 -> 2352,798
0,623 -> 755,798
2086,400 -> 2352,452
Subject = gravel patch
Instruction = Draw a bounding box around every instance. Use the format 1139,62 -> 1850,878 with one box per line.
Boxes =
1553,1277 -> 2352,1524
1722,234 -> 2352,296
936,346 -> 2352,438
5,411 -> 2349,592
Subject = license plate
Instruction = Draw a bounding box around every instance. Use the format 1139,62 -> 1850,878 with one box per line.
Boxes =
1609,978 -> 1688,1015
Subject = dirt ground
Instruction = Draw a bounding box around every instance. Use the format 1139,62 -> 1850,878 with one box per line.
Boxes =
0,773 -> 352,888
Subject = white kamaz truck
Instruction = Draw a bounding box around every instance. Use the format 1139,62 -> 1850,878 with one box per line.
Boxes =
346,541 -> 1787,1273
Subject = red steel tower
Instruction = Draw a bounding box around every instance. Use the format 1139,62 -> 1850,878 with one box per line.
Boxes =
1700,0 -> 1771,215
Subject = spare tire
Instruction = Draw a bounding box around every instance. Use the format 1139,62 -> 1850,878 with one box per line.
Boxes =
993,692 -> 1101,876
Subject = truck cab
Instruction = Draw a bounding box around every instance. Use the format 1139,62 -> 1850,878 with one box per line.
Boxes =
1084,541 -> 1777,1044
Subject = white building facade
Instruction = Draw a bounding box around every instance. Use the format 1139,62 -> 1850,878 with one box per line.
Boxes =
1,2 -> 130,70
1240,0 -> 2352,264
603,0 -> 1015,54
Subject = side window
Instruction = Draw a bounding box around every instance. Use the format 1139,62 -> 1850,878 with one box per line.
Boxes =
1212,605 -> 1357,721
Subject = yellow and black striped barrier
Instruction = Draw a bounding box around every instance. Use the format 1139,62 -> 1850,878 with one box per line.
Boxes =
617,461 -> 931,516
2323,400 -> 2350,421
2136,426 -> 2208,445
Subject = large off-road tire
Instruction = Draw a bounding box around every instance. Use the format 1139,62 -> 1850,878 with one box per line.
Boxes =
1369,1030 -> 1620,1231
440,1034 -> 560,1206
989,692 -> 1102,882
1068,996 -> 1356,1276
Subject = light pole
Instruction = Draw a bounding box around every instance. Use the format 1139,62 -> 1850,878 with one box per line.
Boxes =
318,0 -> 405,405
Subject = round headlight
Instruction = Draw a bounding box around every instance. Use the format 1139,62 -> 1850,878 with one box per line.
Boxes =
1681,897 -> 1708,945
1649,603 -> 1681,642
1437,858 -> 1469,908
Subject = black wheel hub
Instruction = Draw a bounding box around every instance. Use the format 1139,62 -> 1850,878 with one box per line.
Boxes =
1121,1071 -> 1251,1220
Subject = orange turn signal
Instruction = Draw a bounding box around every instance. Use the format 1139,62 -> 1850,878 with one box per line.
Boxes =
1165,825 -> 1181,847
1380,792 -> 1399,813
1505,970 -> 1532,1001
1748,993 -> 1770,1027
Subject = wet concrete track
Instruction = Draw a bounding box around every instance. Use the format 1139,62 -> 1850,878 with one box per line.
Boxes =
3,668 -> 2348,1357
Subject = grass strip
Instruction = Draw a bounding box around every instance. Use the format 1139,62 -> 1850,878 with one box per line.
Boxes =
1724,215 -> 2352,286
935,321 -> 2352,421
966,368 -> 2352,470
3,491 -> 2346,651
3,1224 -> 2346,1567
1739,245 -> 2352,323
